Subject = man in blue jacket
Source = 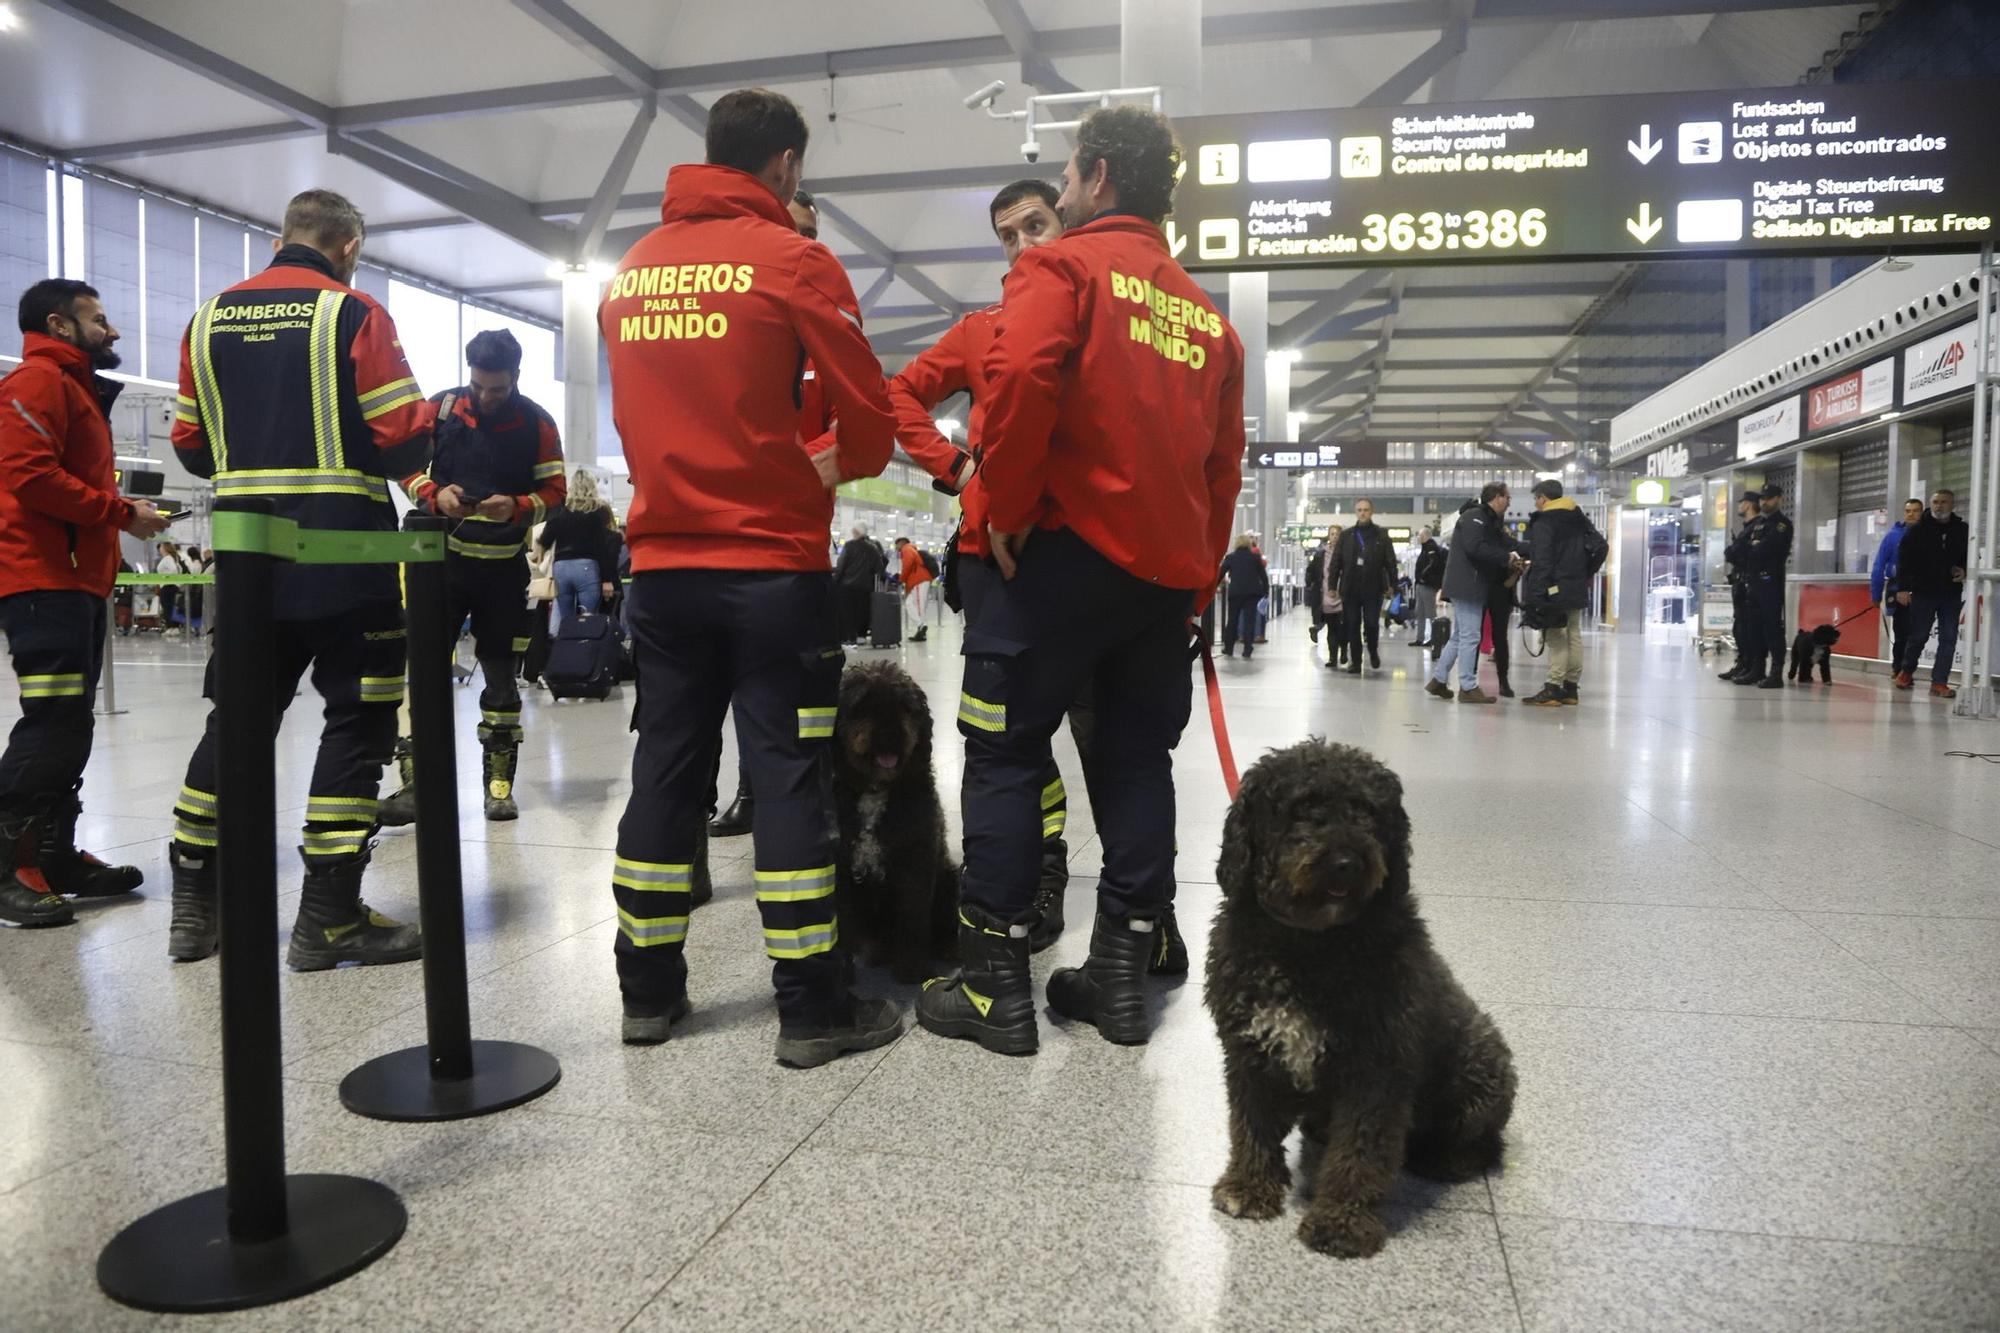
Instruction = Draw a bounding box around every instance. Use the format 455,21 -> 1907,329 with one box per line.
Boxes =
1870,498 -> 1923,683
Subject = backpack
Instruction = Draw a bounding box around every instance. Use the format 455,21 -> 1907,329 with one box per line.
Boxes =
919,548 -> 940,578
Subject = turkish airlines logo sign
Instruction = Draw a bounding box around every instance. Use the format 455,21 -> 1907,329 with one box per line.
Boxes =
1903,320 -> 1977,405
1805,357 -> 1893,433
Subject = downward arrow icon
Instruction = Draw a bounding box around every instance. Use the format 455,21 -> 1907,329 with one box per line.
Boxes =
1164,221 -> 1189,258
1627,124 -> 1662,165
1626,203 -> 1663,244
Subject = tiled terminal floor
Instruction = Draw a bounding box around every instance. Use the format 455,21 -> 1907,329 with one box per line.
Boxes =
2,612 -> 1996,1331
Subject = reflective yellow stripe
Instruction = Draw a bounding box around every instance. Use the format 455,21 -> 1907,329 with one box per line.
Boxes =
174,785 -> 218,818
307,291 -> 345,471
175,405 -> 200,425
359,674 -> 405,703
511,636 -> 532,653
189,298 -> 229,468
306,795 -> 378,821
1042,814 -> 1067,839
447,534 -> 525,559
613,857 -> 692,891
359,382 -> 424,422
1040,778 -> 1065,810
302,829 -> 370,855
797,706 -> 836,739
174,817 -> 218,847
20,672 -> 86,698
213,469 -> 392,502
764,921 -> 839,959
532,459 -> 564,480
753,866 -> 835,902
618,908 -> 688,947
958,692 -> 1005,732
528,495 -> 548,524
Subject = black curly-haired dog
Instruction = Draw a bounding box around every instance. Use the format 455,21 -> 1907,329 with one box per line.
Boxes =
1787,623 -> 1840,684
1204,740 -> 1516,1259
831,661 -> 957,983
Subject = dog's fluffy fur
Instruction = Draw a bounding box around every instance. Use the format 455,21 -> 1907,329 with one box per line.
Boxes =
1204,740 -> 1516,1258
830,661 -> 957,982
1787,623 -> 1840,684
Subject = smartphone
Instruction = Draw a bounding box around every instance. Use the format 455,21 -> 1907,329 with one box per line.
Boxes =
164,509 -> 194,524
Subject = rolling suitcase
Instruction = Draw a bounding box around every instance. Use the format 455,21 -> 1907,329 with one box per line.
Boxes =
870,588 -> 901,648
544,613 -> 620,700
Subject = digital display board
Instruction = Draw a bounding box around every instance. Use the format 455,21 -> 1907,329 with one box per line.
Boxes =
1169,79 -> 1998,269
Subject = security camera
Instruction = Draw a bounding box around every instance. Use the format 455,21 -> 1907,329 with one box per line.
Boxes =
1021,141 -> 1040,163
964,80 -> 1007,110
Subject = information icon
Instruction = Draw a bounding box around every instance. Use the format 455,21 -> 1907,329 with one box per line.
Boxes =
1198,143 -> 1240,185
1678,121 -> 1723,164
1339,136 -> 1382,178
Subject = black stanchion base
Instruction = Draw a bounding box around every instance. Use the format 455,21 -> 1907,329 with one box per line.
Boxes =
97,1173 -> 404,1313
338,1039 -> 561,1122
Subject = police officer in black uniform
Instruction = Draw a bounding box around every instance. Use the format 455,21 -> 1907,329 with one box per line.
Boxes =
381,329 -> 566,824
1733,483 -> 1793,689
1718,491 -> 1762,682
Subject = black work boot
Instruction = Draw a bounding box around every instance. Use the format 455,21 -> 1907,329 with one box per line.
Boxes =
775,991 -> 904,1068
377,738 -> 417,828
916,904 -> 1038,1055
167,842 -> 218,961
622,993 -> 691,1046
1149,906 -> 1189,977
482,740 -> 520,822
1047,912 -> 1160,1045
0,812 -> 71,928
1027,839 -> 1068,953
709,790 -> 753,838
285,851 -> 421,971
36,793 -> 142,897
691,825 -> 713,909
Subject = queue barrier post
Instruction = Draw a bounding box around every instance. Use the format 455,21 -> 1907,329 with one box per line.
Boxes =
96,500 -> 406,1313
337,512 -> 561,1121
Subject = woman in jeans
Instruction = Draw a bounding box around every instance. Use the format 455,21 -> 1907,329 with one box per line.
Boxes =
535,468 -> 615,628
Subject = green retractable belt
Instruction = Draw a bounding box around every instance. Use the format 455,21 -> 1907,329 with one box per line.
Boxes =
209,510 -> 443,566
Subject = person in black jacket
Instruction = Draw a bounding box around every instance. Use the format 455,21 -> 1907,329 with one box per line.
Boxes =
1218,535 -> 1269,658
1329,499 -> 1398,675
834,525 -> 887,646
1718,492 -> 1763,682
1519,479 -> 1608,706
1427,484 -> 1525,704
534,473 -> 615,630
1894,488 -> 1970,698
1410,527 -> 1444,650
1731,483 -> 1793,689
1303,537 -> 1327,643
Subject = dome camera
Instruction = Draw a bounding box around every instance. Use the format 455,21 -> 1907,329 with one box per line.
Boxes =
1020,140 -> 1041,163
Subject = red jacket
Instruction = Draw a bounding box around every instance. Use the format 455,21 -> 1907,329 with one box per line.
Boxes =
889,307 -> 991,554
602,164 -> 895,572
899,541 -> 933,590
980,214 -> 1246,598
0,334 -> 135,599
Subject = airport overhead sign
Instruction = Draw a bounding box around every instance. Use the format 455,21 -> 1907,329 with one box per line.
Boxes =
1169,79 -> 1997,269
1251,441 -> 1390,469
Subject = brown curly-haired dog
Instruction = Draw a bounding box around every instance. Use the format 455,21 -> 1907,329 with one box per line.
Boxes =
831,661 -> 958,983
1204,740 -> 1516,1258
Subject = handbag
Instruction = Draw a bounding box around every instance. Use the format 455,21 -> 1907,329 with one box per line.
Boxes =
527,572 -> 556,603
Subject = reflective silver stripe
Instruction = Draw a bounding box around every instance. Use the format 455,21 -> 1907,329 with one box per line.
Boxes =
188,298 -> 229,468
356,376 -> 420,418
447,534 -> 525,559
754,866 -> 836,902
613,859 -> 692,890
797,706 -> 836,739
306,795 -> 378,820
764,923 -> 838,959
10,399 -> 54,442
175,785 -> 218,817
618,909 -> 688,946
532,460 -> 564,479
958,693 -> 1006,732
308,291 -> 345,471
174,816 -> 218,847
214,470 -> 391,502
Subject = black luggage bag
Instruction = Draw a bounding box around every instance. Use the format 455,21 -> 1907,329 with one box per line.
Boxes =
545,613 -> 621,700
870,588 -> 901,648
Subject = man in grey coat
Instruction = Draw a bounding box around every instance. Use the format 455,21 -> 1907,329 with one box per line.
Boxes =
1425,483 -> 1525,704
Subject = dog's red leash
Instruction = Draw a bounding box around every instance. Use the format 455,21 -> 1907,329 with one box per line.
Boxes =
1199,641 -> 1241,801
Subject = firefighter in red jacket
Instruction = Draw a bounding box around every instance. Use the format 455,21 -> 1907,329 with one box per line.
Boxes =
709,188 -> 835,843
601,90 -> 902,1065
0,280 -> 171,928
167,190 -> 437,969
917,106 -> 1246,1054
890,177 -> 1184,972
379,328 -> 566,825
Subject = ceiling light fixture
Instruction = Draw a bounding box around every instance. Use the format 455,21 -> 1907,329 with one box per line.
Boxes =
0,6 -> 19,33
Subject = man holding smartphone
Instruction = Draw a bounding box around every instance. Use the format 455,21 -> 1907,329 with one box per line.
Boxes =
0,280 -> 170,927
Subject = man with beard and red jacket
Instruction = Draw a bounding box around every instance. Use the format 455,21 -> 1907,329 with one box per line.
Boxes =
601,89 -> 901,1067
888,177 -> 1188,968
0,280 -> 171,928
916,105 -> 1246,1055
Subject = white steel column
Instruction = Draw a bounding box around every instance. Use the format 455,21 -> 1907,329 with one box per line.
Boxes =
1231,272 -> 1272,554
561,270 -> 600,470
1954,241 -> 1996,718
1120,0 -> 1201,115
